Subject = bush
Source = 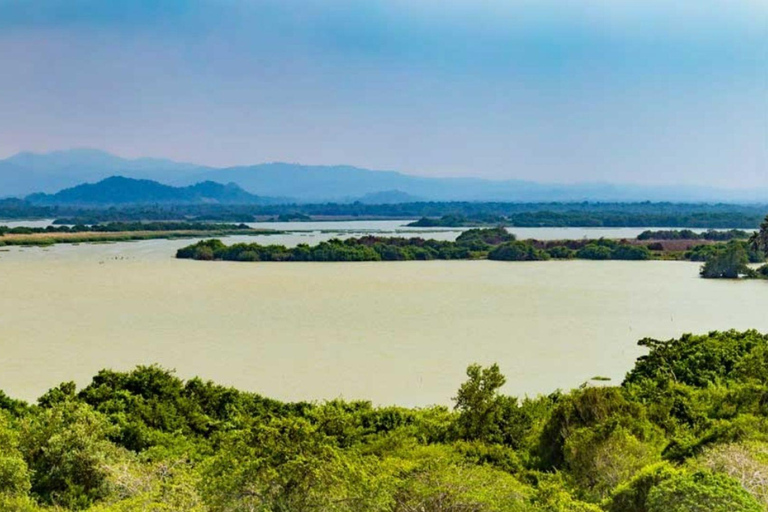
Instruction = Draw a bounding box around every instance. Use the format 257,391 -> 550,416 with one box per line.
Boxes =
576,244 -> 612,260
646,470 -> 762,512
18,402 -> 127,509
606,462 -> 678,512
564,425 -> 662,499
488,241 -> 549,261
611,244 -> 651,260
700,242 -> 754,279
547,246 -> 576,259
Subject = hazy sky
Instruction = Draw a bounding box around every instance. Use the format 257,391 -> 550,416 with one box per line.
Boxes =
0,0 -> 766,186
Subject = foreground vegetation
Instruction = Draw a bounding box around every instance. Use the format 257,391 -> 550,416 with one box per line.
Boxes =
3,331 -> 768,510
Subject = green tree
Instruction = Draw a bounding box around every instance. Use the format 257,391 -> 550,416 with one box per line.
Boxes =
453,364 -> 508,442
488,241 -> 549,261
0,413 -> 31,498
564,425 -> 662,499
18,402 -> 127,509
646,470 -> 762,512
749,215 -> 768,255
200,417 -> 393,511
391,445 -> 530,512
700,241 -> 754,279
606,462 -> 678,512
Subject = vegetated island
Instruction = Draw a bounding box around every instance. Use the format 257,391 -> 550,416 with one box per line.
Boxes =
175,225 -> 768,269
2,330 -> 768,510
636,229 -> 750,241
177,227 -> 658,262
176,221 -> 768,282
0,222 -> 277,247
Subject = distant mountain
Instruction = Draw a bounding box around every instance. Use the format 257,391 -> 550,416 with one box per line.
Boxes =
355,190 -> 423,204
183,162 -> 768,203
4,149 -> 768,203
0,149 -> 209,197
26,176 -> 265,206
180,162 -> 561,201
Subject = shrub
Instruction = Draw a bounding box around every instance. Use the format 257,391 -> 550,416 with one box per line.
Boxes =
576,244 -> 612,260
488,241 -> 549,261
646,470 -> 762,512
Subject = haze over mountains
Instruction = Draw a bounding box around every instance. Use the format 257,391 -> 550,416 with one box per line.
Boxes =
1,149 -> 766,204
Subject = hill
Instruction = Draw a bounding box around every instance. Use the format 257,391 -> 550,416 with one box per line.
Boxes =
4,149 -> 768,202
26,176 -> 265,206
0,149 -> 209,197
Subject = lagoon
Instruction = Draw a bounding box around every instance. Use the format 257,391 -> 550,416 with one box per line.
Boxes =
1,236 -> 767,406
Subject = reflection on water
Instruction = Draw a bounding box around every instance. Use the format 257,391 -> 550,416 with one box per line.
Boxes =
1,238 -> 767,406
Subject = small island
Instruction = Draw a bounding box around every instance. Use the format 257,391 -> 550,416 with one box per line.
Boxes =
176,227 -> 657,262
0,222 -> 277,247
175,220 -> 768,282
173,225 -> 765,269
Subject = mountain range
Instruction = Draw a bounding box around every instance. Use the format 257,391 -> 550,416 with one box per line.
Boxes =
27,176 -> 267,206
1,148 -> 766,203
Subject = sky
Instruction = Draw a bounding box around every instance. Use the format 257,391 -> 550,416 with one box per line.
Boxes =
0,0 -> 766,186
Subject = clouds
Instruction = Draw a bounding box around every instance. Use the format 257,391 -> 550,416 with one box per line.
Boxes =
0,0 -> 765,187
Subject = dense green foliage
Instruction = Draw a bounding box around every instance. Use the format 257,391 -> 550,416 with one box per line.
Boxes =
176,237 -> 480,262
402,206 -> 765,229
695,218 -> 768,279
2,199 -> 765,227
488,242 -> 551,261
637,229 -> 750,241
4,330 -> 768,510
0,222 -> 253,237
699,242 -> 757,279
176,230 -> 658,263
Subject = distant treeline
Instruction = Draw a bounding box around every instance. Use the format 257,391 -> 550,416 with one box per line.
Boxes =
0,222 -> 252,236
408,211 -> 765,229
177,228 -> 657,262
2,197 -> 766,228
637,229 -> 750,241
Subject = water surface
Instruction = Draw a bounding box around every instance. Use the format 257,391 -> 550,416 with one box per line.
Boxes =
1,240 -> 766,406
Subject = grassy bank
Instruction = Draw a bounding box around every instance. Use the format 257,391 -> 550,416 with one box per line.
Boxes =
0,228 -> 276,247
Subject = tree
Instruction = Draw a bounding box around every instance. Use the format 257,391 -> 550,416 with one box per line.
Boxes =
488,241 -> 549,261
564,425 -> 662,499
700,241 -> 754,279
453,364 -> 510,442
749,215 -> 768,255
606,462 -> 678,512
18,402 -> 127,509
391,445 -> 531,512
646,470 -> 762,512
0,413 -> 31,498
200,417 -> 393,511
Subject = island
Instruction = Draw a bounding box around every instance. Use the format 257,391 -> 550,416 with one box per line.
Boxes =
0,222 -> 278,247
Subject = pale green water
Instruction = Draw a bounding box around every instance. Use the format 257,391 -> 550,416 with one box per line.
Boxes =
1,239 -> 767,406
